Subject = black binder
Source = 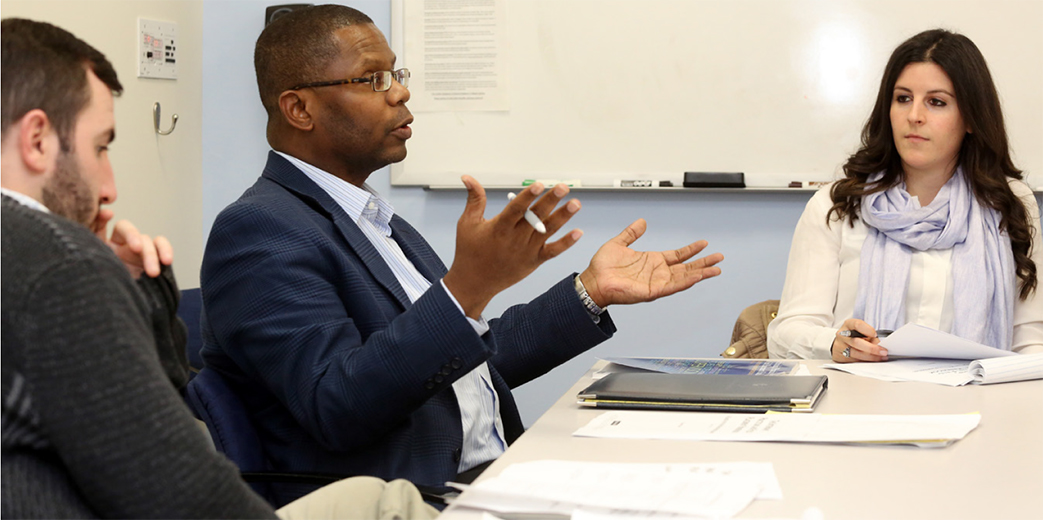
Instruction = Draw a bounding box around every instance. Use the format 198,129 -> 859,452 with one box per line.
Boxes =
577,373 -> 828,413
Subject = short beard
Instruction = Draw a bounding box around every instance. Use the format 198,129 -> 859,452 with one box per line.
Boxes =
41,151 -> 96,227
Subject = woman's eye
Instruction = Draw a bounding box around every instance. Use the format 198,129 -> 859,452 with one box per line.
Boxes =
895,94 -> 911,103
929,98 -> 948,107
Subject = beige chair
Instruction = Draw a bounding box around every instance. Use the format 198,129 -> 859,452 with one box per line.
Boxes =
720,300 -> 779,359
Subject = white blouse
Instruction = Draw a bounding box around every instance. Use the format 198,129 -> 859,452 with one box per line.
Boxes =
767,179 -> 1043,359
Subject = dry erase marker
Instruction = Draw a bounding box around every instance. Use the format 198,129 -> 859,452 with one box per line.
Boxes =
839,329 -> 893,338
507,192 -> 547,234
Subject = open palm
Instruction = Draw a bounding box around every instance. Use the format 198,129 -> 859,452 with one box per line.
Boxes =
580,219 -> 724,307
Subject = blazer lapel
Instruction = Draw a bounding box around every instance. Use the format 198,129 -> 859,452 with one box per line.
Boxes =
389,216 -> 448,284
261,152 -> 412,309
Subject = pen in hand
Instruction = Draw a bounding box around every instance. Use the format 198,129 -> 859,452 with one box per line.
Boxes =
507,192 -> 547,234
839,329 -> 893,339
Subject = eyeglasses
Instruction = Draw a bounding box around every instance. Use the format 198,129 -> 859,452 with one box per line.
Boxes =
290,69 -> 410,92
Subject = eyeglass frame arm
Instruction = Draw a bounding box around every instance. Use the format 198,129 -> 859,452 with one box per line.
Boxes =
289,69 -> 409,92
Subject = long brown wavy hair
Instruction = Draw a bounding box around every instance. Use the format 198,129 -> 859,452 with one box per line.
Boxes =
828,29 -> 1036,300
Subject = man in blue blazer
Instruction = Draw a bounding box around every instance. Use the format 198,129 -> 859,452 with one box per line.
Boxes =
201,4 -> 724,507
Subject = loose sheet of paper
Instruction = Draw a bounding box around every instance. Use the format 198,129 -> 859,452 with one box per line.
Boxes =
573,411 -> 980,448
450,460 -> 780,518
824,359 -> 974,386
880,324 -> 1016,360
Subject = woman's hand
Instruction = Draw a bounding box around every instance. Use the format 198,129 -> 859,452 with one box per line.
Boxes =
831,319 -> 889,363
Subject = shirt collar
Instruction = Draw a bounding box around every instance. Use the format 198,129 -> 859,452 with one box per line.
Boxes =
1,187 -> 51,213
274,151 -> 395,235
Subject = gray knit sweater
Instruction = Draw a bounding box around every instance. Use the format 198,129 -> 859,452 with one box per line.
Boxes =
1,196 -> 277,519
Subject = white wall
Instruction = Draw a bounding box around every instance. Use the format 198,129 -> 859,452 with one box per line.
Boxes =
1,0 -> 205,288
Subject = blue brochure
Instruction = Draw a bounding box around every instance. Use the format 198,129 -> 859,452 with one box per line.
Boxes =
601,357 -> 799,376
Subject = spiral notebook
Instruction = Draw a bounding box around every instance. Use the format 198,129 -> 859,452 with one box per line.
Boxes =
577,373 -> 828,413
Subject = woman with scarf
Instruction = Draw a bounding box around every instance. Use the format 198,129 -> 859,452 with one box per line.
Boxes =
767,29 -> 1043,362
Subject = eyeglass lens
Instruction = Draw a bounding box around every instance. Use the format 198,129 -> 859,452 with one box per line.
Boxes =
373,69 -> 410,91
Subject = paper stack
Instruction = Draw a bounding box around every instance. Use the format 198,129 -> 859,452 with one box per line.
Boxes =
449,460 -> 781,519
824,324 -> 1043,386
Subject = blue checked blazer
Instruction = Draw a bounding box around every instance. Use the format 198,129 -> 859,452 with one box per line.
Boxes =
200,152 -> 615,505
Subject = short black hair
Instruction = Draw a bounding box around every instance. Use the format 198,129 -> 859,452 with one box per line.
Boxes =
254,4 -> 374,116
1,18 -> 122,150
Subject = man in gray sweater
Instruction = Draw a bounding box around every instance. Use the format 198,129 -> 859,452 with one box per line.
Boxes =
0,17 -> 436,519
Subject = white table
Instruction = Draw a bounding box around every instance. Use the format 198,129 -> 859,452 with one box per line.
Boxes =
443,361 -> 1043,519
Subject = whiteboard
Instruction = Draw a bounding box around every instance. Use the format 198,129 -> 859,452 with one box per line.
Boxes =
390,0 -> 1043,188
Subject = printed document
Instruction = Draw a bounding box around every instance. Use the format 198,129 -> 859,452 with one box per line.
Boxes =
573,411 -> 980,448
824,359 -> 974,386
449,460 -> 779,518
825,353 -> 1043,386
400,0 -> 510,111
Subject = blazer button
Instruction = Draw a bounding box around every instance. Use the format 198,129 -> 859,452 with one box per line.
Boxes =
434,374 -> 444,384
440,366 -> 452,376
453,448 -> 462,462
451,357 -> 463,369
424,380 -> 435,390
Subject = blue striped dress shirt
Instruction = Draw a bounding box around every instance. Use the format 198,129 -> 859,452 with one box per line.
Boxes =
275,152 -> 506,472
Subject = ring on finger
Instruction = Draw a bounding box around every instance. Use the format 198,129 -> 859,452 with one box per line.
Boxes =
842,347 -> 851,358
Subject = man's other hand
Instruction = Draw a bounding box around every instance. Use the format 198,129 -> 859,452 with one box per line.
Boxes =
578,219 -> 723,308
443,176 -> 582,319
92,209 -> 173,279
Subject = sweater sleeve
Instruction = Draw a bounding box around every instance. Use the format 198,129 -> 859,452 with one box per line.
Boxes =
136,264 -> 191,390
19,252 -> 277,519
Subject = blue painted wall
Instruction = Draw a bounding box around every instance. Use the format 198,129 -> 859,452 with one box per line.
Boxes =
202,0 -> 816,426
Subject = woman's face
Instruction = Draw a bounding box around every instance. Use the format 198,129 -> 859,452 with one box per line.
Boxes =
889,62 -> 969,180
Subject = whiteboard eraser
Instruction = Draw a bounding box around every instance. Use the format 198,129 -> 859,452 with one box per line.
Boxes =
683,172 -> 745,188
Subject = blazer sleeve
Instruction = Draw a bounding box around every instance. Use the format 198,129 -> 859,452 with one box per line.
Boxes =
767,188 -> 846,359
487,275 -> 616,389
204,201 -> 526,451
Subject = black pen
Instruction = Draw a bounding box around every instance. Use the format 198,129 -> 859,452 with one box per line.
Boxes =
839,329 -> 893,338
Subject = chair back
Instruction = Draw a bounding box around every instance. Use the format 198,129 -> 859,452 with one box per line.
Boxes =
177,288 -> 204,379
721,300 -> 779,359
186,368 -> 272,499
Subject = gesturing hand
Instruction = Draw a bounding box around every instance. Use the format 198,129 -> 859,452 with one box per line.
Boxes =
443,176 -> 583,318
92,209 -> 174,279
578,219 -> 723,308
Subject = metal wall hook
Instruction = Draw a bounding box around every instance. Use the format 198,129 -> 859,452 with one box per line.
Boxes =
153,102 -> 179,135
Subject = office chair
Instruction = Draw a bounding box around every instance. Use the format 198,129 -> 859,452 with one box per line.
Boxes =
185,368 -> 278,499
186,367 -> 453,507
180,290 -> 339,503
721,299 -> 779,359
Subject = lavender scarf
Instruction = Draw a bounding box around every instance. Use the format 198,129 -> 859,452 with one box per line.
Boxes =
854,168 -> 1015,350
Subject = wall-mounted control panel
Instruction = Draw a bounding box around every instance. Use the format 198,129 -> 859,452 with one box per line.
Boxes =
138,18 -> 177,80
